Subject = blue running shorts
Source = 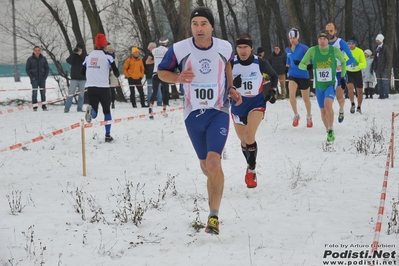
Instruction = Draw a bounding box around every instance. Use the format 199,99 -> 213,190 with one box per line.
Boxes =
185,109 -> 229,160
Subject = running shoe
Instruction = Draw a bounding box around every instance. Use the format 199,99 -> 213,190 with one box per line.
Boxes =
149,107 -> 154,120
350,103 -> 355,114
327,130 -> 335,142
105,135 -> 114,143
306,116 -> 313,128
205,216 -> 219,235
292,115 -> 300,127
245,167 -> 257,188
356,106 -> 362,114
85,105 -> 92,123
338,112 -> 344,123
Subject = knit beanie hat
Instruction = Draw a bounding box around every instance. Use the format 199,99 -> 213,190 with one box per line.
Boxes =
95,33 -> 107,49
131,47 -> 140,54
106,45 -> 115,53
190,7 -> 215,28
288,28 -> 299,39
318,30 -> 330,40
76,43 -> 84,50
257,47 -> 264,54
376,34 -> 384,42
347,36 -> 358,46
364,49 -> 372,56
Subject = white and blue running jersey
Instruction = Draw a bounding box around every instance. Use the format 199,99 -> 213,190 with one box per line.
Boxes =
152,45 -> 168,73
232,54 -> 263,97
329,37 -> 356,70
158,37 -> 233,120
83,50 -> 114,88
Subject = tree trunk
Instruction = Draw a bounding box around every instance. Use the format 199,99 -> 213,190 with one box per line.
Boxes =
178,0 -> 191,40
130,0 -> 152,49
309,0 -> 317,45
148,0 -> 161,46
65,0 -> 84,52
344,0 -> 353,39
385,0 -> 396,91
327,0 -> 336,22
284,0 -> 311,45
216,0 -> 228,40
269,0 -> 285,48
80,0 -> 105,45
160,0 -> 180,41
255,0 -> 271,54
224,0 -> 240,39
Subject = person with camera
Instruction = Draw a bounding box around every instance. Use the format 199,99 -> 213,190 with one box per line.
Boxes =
65,43 -> 86,112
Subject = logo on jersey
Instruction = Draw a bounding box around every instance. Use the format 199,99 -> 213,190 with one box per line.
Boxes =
249,72 -> 257,77
90,57 -> 98,66
220,127 -> 227,136
199,58 -> 211,74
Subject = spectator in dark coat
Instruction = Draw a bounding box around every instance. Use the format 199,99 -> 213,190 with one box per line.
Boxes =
64,43 -> 86,112
371,34 -> 391,99
268,46 -> 287,99
25,46 -> 49,111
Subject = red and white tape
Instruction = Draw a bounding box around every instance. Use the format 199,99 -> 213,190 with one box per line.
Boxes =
83,106 -> 184,128
0,122 -> 80,153
0,91 -> 85,115
0,87 -> 56,92
0,107 -> 184,152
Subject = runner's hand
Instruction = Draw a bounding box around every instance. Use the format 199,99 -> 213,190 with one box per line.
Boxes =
229,88 -> 242,106
340,77 -> 346,90
265,89 -> 276,104
233,74 -> 242,88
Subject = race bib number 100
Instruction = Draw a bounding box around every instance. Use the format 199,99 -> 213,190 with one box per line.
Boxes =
316,68 -> 332,82
189,83 -> 218,109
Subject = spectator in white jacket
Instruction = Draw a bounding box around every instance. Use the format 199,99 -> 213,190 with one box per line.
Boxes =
362,49 -> 376,99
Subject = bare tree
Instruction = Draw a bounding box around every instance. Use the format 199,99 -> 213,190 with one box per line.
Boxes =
129,0 -> 152,49
224,0 -> 240,39
80,0 -> 105,44
216,0 -> 228,40
284,0 -> 311,45
254,0 -> 272,53
344,0 -> 353,39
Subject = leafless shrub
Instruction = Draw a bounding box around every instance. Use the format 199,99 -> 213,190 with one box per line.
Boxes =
190,198 -> 206,232
387,197 -> 399,235
6,190 -> 25,215
352,119 -> 385,155
110,180 -> 146,226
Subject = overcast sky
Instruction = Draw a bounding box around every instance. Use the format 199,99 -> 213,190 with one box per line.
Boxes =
1,0 -> 32,64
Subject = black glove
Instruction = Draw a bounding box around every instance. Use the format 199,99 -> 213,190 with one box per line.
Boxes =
233,74 -> 242,88
340,77 -> 346,90
264,89 -> 276,104
285,66 -> 289,74
293,60 -> 301,65
307,64 -> 313,70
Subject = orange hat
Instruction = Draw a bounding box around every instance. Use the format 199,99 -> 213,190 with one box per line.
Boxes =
131,47 -> 140,53
95,33 -> 107,49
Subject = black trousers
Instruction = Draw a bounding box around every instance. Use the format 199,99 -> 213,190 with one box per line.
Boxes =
128,78 -> 145,106
150,74 -> 169,106
87,87 -> 111,116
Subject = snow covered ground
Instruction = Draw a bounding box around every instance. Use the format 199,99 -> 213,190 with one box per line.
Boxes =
0,77 -> 398,266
